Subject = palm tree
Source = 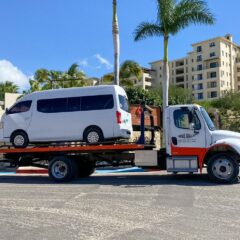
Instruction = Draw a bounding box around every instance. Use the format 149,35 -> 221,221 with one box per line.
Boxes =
66,63 -> 88,87
112,0 -> 120,85
0,81 -> 19,101
102,60 -> 143,87
134,0 -> 215,145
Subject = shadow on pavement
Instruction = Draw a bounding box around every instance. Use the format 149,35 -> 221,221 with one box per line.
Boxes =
0,172 -> 239,187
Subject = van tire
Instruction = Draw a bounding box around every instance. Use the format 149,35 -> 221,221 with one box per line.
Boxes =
207,153 -> 239,184
11,131 -> 29,148
83,127 -> 104,144
49,156 -> 77,182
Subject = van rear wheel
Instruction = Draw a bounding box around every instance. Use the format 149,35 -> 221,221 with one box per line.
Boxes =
11,131 -> 29,148
83,127 -> 103,144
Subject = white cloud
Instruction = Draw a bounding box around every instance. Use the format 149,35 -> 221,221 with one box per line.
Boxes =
78,59 -> 88,67
94,54 -> 113,70
0,60 -> 30,91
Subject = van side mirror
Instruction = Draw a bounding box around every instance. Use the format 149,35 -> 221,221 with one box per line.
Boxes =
189,122 -> 195,131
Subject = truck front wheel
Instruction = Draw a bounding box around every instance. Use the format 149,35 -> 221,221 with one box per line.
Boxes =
207,153 -> 239,183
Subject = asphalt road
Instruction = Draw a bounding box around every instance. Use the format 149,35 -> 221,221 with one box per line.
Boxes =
0,172 -> 240,240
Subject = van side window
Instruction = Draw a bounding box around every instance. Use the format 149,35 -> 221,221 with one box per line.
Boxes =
118,95 -> 129,112
8,100 -> 32,114
174,109 -> 201,130
37,98 -> 67,113
81,95 -> 113,111
68,97 -> 81,112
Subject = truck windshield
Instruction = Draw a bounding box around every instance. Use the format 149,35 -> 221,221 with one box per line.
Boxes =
200,107 -> 216,131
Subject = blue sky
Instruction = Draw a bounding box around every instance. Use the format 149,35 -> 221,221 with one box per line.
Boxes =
0,0 -> 239,91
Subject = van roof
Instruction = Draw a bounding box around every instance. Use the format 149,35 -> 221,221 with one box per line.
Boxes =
20,85 -> 125,101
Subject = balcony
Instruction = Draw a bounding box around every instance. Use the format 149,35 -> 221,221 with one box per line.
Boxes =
176,76 -> 185,83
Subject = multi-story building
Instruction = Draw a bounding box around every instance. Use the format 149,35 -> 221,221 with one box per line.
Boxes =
150,34 -> 240,101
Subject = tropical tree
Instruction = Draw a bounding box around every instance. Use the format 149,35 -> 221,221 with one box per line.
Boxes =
134,0 -> 215,145
112,0 -> 120,85
29,63 -> 90,92
102,60 -> 143,87
0,81 -> 19,101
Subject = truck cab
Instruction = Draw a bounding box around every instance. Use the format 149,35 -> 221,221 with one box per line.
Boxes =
136,104 -> 240,183
167,104 -> 240,182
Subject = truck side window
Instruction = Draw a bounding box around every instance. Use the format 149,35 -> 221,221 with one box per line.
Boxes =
8,101 -> 32,114
174,109 -> 201,130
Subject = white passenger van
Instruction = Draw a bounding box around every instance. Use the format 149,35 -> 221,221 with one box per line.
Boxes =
0,85 -> 133,147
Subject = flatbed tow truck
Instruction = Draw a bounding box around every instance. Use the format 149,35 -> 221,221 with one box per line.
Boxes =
1,104 -> 240,183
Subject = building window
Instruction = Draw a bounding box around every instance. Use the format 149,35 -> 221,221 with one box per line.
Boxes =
198,83 -> 203,90
226,72 -> 228,77
237,68 -> 240,73
222,51 -> 224,56
210,72 -> 217,78
198,93 -> 203,100
198,74 -> 203,80
160,74 -> 162,78
209,42 -> 215,47
210,62 -> 218,68
197,64 -> 203,71
197,46 -> 202,52
197,55 -> 202,62
159,66 -> 162,70
226,52 -> 228,57
208,82 -> 217,88
238,77 -> 240,82
221,81 -> 225,87
238,86 -> 240,91
210,91 -> 217,98
192,59 -> 194,63
210,52 -> 216,57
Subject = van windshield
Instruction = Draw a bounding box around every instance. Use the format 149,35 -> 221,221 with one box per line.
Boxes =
118,95 -> 129,112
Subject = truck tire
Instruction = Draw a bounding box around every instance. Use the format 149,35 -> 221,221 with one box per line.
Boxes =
48,156 -> 77,182
11,131 -> 29,148
207,153 -> 239,183
76,160 -> 95,178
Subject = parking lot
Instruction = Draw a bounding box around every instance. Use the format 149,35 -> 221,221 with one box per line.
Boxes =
0,171 -> 240,240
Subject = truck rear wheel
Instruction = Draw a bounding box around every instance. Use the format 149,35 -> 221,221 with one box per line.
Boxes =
76,160 -> 95,178
49,156 -> 77,182
207,153 -> 239,183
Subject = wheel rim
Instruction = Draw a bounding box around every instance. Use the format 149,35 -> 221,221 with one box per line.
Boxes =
14,135 -> 25,146
212,157 -> 234,180
87,131 -> 100,143
51,161 -> 68,179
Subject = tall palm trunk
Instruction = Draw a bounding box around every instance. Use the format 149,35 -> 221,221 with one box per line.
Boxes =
112,0 -> 120,85
162,35 -> 169,147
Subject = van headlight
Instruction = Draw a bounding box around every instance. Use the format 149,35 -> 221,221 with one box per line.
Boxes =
0,122 -> 3,129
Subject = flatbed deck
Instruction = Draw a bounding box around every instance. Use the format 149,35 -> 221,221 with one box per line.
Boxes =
0,143 -> 146,154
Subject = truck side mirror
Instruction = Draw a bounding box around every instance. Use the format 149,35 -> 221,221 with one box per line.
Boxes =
189,122 -> 195,131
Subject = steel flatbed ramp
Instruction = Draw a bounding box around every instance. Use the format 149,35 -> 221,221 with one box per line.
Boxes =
0,143 -> 145,154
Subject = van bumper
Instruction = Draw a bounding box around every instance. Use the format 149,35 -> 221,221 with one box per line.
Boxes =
118,129 -> 132,139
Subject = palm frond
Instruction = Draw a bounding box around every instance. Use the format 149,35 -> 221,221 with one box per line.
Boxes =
134,22 -> 163,41
172,0 -> 215,34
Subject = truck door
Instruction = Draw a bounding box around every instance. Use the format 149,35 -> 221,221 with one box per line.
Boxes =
167,106 -> 207,172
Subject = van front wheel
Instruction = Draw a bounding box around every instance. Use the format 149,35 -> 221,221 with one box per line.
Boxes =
83,127 -> 103,144
11,131 -> 29,148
